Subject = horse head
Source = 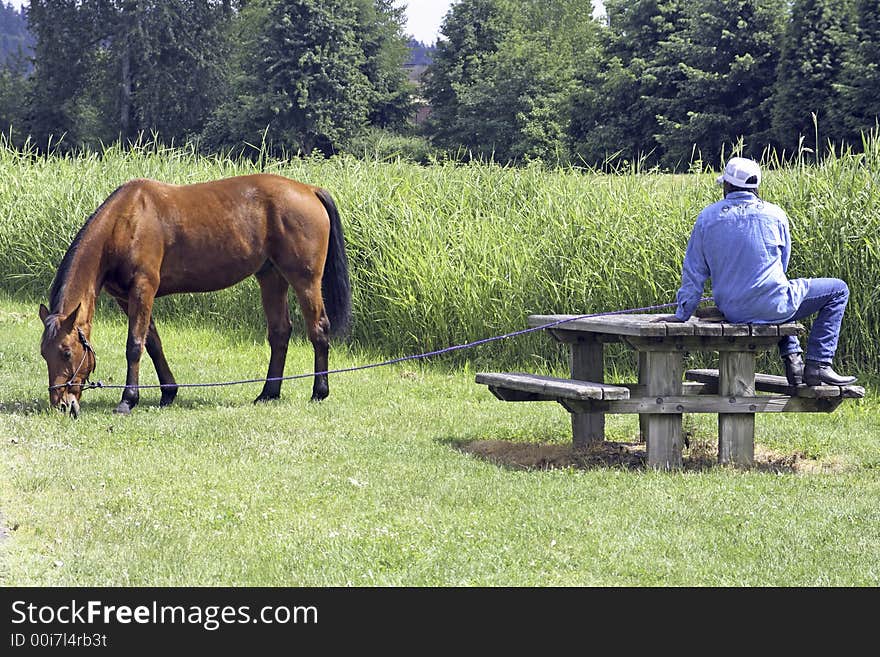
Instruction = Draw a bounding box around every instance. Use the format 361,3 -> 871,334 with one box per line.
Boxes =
38,302 -> 94,418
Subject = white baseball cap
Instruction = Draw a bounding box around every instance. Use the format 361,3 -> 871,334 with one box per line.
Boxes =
716,157 -> 761,189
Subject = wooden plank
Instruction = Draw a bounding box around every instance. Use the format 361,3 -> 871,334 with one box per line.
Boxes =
778,323 -> 804,336
487,387 -> 547,402
529,313 -> 803,340
718,351 -> 755,467
720,323 -> 751,336
548,330 -> 622,345
475,372 -> 628,401
687,368 -> 837,397
637,351 -> 648,442
643,350 -> 684,470
666,319 -> 699,336
685,369 -> 865,399
584,314 -> 675,337
692,321 -> 724,336
528,314 -> 669,337
562,395 -> 845,414
529,314 -> 589,331
570,339 -> 605,448
626,336 -> 782,353
839,385 -> 866,399
625,381 -> 720,396
681,381 -> 715,395
751,324 -> 779,336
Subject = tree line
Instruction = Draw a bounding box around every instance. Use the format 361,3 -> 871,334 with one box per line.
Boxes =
1,0 -> 414,158
426,0 -> 880,168
1,0 -> 879,169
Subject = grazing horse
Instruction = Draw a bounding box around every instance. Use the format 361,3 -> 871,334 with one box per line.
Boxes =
39,174 -> 351,417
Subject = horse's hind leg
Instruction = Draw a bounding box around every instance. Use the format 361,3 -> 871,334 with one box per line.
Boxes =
290,278 -> 331,402
268,241 -> 330,401
115,299 -> 178,406
254,266 -> 293,402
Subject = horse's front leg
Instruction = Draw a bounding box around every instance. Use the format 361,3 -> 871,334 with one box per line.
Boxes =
115,299 -> 178,407
115,279 -> 157,415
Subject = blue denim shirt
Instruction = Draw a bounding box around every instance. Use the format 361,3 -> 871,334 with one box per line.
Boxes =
675,191 -> 808,323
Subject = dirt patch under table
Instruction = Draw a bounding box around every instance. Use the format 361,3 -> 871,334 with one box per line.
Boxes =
459,438 -> 844,473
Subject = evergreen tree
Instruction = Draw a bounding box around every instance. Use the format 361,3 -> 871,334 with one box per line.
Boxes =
263,0 -> 370,154
203,0 -> 410,156
119,0 -> 231,143
0,2 -> 33,66
0,2 -> 32,142
25,0 -> 231,150
837,0 -> 880,143
652,0 -> 787,168
406,39 -> 434,66
199,0 -> 271,154
25,0 -> 103,149
424,0 -> 597,163
771,0 -> 856,155
0,53 -> 29,140
421,0 -> 512,155
570,0 -> 686,168
355,0 -> 413,130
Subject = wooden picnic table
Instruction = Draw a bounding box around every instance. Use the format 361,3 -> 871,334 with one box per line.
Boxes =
476,313 -> 865,470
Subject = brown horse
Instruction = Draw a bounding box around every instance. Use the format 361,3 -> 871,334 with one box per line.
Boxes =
39,173 -> 351,417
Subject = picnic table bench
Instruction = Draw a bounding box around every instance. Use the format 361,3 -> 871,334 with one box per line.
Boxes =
476,312 -> 865,470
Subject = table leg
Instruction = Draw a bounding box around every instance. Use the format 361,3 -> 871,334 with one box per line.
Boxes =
643,350 -> 684,470
718,351 -> 756,466
570,336 -> 604,449
638,351 -> 648,443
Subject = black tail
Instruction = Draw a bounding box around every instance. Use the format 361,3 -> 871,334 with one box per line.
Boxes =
315,188 -> 352,337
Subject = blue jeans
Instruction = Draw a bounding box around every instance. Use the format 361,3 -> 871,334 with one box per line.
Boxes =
777,278 -> 849,363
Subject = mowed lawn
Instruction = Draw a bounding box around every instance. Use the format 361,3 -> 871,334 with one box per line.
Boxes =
1,297 -> 879,586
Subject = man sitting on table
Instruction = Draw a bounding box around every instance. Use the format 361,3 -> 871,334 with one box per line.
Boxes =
671,156 -> 856,387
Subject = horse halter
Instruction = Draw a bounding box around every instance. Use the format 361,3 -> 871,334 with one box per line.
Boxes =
48,328 -> 98,392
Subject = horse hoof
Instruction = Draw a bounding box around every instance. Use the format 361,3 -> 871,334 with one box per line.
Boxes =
113,402 -> 132,415
253,394 -> 279,404
159,392 -> 178,407
310,391 -> 329,403
60,399 -> 80,418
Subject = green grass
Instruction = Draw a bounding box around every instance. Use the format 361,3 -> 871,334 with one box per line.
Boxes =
2,297 -> 879,586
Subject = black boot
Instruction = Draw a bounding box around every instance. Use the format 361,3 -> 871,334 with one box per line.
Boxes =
804,361 -> 857,386
783,353 -> 804,386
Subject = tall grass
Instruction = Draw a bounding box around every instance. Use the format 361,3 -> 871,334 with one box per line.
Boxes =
1,136 -> 877,373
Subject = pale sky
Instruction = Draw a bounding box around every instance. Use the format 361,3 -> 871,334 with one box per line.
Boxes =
401,1 -> 605,44
398,0 -> 454,45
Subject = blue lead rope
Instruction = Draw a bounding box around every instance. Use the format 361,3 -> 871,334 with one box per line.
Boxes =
66,298 -> 706,392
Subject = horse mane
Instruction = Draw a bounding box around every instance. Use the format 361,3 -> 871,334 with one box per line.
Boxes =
49,184 -> 125,313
